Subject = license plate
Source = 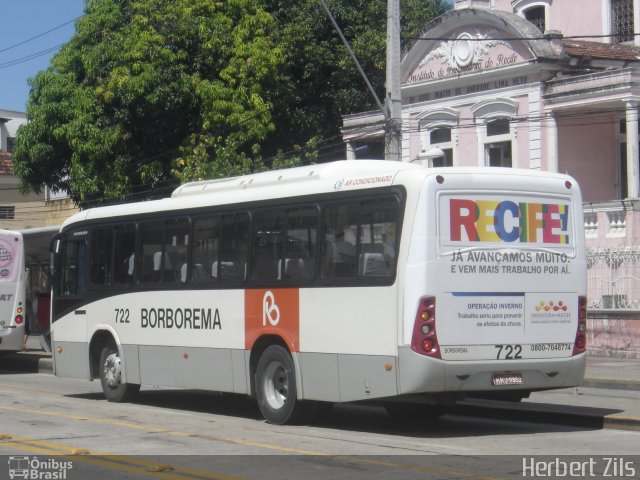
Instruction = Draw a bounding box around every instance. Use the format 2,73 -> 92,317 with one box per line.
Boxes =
492,373 -> 523,386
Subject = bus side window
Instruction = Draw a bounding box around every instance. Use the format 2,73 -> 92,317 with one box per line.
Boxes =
252,211 -> 283,281
140,223 -> 163,283
191,216 -> 220,284
321,196 -> 399,280
283,206 -> 317,280
114,224 -> 136,284
359,197 -> 398,277
90,227 -> 113,285
220,213 -> 249,282
321,203 -> 358,278
164,218 -> 190,284
61,240 -> 86,297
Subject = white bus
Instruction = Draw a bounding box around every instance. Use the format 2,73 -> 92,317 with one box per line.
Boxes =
1,227 -> 58,354
50,161 -> 587,424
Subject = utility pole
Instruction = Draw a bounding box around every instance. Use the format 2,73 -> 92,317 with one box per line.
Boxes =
385,0 -> 402,162
319,0 -> 401,161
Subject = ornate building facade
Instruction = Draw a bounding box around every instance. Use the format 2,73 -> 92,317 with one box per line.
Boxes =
342,0 -> 640,359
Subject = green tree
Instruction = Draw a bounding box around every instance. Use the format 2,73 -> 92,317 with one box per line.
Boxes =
14,0 -> 284,204
265,0 -> 450,162
13,0 -> 449,204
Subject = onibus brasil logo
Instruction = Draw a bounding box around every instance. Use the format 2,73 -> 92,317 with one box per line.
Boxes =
8,456 -> 73,480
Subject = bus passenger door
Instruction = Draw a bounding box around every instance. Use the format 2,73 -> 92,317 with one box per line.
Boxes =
53,233 -> 88,318
51,231 -> 90,378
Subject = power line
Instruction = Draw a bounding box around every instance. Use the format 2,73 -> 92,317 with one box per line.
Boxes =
403,32 -> 640,43
0,44 -> 65,70
0,16 -> 81,55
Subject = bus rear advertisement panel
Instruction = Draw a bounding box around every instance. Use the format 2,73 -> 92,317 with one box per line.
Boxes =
0,232 -> 24,352
433,191 -> 583,362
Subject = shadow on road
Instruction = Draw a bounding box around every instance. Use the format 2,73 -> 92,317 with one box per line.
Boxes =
64,387 -> 610,438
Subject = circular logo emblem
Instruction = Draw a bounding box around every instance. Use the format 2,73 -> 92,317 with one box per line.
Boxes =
453,33 -> 475,67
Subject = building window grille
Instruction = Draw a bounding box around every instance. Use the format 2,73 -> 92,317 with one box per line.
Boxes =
431,150 -> 453,167
611,0 -> 635,44
0,206 -> 16,219
486,118 -> 510,136
422,126 -> 454,167
524,6 -> 546,33
430,128 -> 451,144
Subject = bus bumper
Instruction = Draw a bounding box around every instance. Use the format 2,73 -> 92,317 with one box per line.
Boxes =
0,325 -> 25,353
397,347 -> 586,394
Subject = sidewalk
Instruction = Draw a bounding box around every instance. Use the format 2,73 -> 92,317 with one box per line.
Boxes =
12,336 -> 640,431
583,355 -> 640,390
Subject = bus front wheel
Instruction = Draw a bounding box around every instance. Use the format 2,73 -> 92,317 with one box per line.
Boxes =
99,344 -> 140,403
255,345 -> 310,425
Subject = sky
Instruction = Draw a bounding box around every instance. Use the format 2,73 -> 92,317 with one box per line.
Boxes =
0,0 -> 455,113
0,0 -> 85,112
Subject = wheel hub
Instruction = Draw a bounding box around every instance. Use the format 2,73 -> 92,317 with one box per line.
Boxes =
264,361 -> 288,409
103,352 -> 122,387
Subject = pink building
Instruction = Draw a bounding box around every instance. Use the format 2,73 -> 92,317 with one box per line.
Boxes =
342,0 -> 640,358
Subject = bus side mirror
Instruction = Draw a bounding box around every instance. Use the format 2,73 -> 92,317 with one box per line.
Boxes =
50,233 -> 63,277
50,233 -> 62,255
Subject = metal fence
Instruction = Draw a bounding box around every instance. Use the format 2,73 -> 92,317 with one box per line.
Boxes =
586,247 -> 640,390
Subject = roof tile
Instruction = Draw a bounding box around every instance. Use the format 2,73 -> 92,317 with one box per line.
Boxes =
563,39 -> 640,62
0,151 -> 14,175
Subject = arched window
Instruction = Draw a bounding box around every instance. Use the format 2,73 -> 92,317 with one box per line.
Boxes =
513,0 -> 549,33
471,99 -> 518,168
416,109 -> 458,167
485,118 -> 513,167
523,5 -> 545,32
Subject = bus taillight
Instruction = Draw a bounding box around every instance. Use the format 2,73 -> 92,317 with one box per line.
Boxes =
572,296 -> 587,356
411,296 -> 441,358
15,315 -> 24,325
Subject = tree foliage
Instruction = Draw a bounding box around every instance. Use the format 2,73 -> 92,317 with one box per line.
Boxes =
13,0 -> 449,204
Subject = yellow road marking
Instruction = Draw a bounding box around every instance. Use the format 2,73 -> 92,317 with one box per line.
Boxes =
0,391 -> 513,480
0,428 -> 509,480
0,434 -> 246,480
0,432 -> 508,480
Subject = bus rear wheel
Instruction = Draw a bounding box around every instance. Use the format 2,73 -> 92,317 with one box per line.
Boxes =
99,344 -> 140,403
255,345 -> 311,425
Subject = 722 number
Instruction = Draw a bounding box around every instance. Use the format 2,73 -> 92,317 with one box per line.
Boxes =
495,344 -> 522,360
114,308 -> 130,324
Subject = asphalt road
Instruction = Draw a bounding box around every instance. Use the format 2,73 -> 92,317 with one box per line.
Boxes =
0,363 -> 639,480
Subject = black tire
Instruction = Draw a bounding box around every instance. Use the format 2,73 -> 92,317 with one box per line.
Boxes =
385,402 -> 446,423
255,345 -> 311,425
99,343 -> 140,402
